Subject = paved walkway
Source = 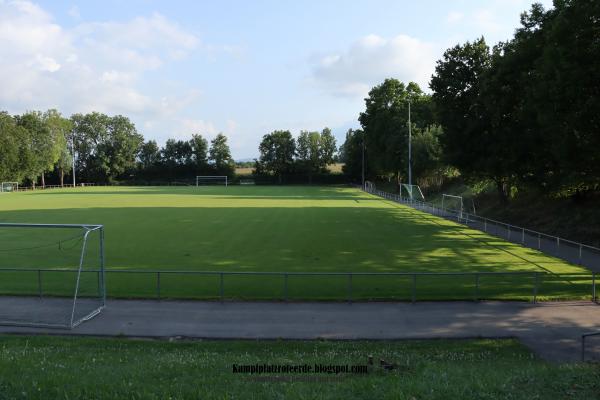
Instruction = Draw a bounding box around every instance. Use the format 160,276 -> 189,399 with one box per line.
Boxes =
2,299 -> 600,362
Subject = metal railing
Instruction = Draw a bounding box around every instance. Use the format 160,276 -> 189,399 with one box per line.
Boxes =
582,331 -> 600,362
0,268 -> 596,303
363,185 -> 600,272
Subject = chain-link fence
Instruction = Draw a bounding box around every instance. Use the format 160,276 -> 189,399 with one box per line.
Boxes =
363,185 -> 600,272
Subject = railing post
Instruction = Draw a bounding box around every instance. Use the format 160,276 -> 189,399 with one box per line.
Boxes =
593,272 -> 596,303
507,224 -> 511,240
220,273 -> 224,301
474,273 -> 479,302
521,228 -> 525,244
532,272 -> 538,304
411,274 -> 416,303
484,219 -> 487,232
284,273 -> 288,302
347,273 -> 352,303
538,233 -> 541,250
556,237 -> 560,255
37,269 -> 42,298
579,245 -> 583,265
156,272 -> 161,300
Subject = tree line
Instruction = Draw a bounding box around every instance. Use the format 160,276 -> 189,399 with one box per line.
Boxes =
0,110 -> 237,186
0,108 -> 339,186
341,0 -> 599,199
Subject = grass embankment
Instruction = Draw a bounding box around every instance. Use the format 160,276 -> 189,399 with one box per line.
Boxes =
0,336 -> 598,400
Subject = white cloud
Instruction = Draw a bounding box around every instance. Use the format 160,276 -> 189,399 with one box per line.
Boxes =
68,5 -> 80,19
0,1 -> 202,118
311,34 -> 437,98
446,11 -> 464,24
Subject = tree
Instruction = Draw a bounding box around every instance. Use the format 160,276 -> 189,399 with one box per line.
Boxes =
258,130 -> 296,183
44,109 -> 72,187
296,128 -> 337,183
139,140 -> 161,169
359,79 -> 433,185
429,38 -> 503,194
0,112 -> 32,183
189,134 -> 208,169
339,129 -> 364,181
15,111 -> 60,187
209,133 -> 234,175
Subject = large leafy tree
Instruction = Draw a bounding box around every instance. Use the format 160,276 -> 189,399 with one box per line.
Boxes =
296,128 -> 337,183
15,111 -> 61,187
0,112 -> 32,183
258,130 -> 296,183
209,133 -> 234,175
44,109 -> 72,187
359,79 -> 433,184
189,134 -> 208,169
339,129 -> 364,181
138,140 -> 161,169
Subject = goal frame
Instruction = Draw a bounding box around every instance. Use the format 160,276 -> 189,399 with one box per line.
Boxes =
1,182 -> 18,193
196,175 -> 228,187
400,183 -> 425,201
0,223 -> 106,329
442,194 -> 464,221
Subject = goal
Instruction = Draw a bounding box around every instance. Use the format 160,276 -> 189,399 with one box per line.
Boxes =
364,181 -> 375,192
196,176 -> 228,187
442,194 -> 464,221
0,223 -> 106,328
400,184 -> 425,202
1,182 -> 18,193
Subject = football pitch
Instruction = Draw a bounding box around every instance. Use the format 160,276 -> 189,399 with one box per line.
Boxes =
0,186 -> 591,300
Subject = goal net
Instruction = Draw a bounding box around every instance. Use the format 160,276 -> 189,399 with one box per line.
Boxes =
196,176 -> 228,187
400,184 -> 425,202
0,223 -> 105,328
442,194 -> 464,221
1,182 -> 18,193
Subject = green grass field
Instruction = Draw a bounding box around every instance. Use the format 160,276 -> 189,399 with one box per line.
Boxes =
0,336 -> 598,400
0,186 -> 592,300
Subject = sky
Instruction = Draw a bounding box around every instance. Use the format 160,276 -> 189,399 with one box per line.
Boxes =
0,0 -> 553,160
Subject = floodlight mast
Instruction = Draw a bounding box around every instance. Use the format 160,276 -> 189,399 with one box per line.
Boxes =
72,134 -> 76,188
361,130 -> 365,189
408,100 -> 412,188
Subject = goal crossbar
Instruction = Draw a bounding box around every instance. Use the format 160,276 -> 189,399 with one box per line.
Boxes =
196,176 -> 228,187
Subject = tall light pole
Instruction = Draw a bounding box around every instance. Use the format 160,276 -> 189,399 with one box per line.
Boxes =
407,100 -> 412,188
72,134 -> 76,188
361,130 -> 365,189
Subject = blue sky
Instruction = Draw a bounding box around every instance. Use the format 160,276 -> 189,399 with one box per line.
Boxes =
0,0 -> 553,159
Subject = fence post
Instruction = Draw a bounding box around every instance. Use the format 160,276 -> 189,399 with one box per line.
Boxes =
507,224 -> 511,240
521,228 -> 525,244
593,272 -> 596,303
532,272 -> 538,304
538,233 -> 541,250
220,273 -> 224,301
347,273 -> 352,303
156,272 -> 161,300
411,274 -> 416,303
484,219 -> 487,232
556,237 -> 560,255
582,335 -> 586,362
37,269 -> 42,298
284,273 -> 288,302
579,245 -> 583,265
474,273 -> 479,302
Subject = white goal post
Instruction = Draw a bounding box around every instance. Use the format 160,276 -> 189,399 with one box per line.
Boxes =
0,223 -> 106,328
196,176 -> 228,187
400,184 -> 425,201
442,194 -> 464,221
1,182 -> 18,193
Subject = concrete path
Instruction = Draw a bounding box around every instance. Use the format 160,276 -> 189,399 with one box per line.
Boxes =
2,299 -> 600,362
